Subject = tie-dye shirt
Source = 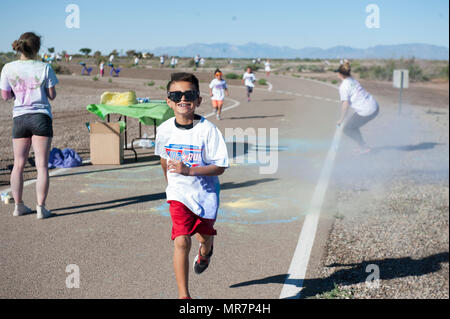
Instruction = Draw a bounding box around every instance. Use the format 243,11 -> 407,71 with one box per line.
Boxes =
0,60 -> 58,118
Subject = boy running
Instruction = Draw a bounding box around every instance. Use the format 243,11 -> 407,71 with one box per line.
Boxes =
209,69 -> 229,120
155,72 -> 229,299
242,67 -> 256,102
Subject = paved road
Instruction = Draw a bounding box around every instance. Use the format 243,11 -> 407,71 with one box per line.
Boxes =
0,73 -> 341,298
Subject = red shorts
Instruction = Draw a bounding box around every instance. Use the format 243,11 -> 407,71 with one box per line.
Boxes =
168,200 -> 217,240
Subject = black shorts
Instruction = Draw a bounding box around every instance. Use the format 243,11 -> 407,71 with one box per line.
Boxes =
12,113 -> 53,138
246,86 -> 253,93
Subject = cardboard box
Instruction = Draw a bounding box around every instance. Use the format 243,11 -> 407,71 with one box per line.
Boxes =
90,122 -> 124,165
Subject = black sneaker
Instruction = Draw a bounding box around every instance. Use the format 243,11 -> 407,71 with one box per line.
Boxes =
193,245 -> 213,274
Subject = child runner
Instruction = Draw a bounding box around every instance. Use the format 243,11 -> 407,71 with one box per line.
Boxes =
336,61 -> 379,154
242,67 -> 256,102
264,59 -> 271,76
155,72 -> 229,299
209,69 -> 229,120
99,61 -> 105,77
0,32 -> 58,219
160,55 -> 165,68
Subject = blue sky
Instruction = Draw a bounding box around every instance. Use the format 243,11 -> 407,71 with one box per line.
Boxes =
0,0 -> 448,54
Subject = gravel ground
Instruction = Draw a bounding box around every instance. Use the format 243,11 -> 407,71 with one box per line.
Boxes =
310,98 -> 449,299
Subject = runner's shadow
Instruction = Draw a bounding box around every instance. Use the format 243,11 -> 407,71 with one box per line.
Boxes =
227,114 -> 284,120
221,178 -> 277,190
371,142 -> 443,154
50,192 -> 166,217
49,179 -> 276,217
229,252 -> 449,299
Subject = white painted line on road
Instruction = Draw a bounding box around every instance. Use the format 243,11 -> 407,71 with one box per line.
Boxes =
267,81 -> 273,91
279,125 -> 343,299
202,95 -> 241,119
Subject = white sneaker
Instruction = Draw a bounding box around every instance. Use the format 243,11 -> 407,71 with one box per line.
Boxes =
36,205 -> 52,219
13,203 -> 32,217
216,113 -> 221,120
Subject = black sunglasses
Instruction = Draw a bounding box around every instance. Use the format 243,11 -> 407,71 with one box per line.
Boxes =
167,90 -> 199,102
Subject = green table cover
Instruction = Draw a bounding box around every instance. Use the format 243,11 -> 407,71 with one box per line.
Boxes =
86,101 -> 174,126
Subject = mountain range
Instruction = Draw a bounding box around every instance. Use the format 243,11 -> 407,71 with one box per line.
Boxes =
148,43 -> 449,60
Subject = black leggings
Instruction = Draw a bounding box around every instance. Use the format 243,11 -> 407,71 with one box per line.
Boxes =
343,107 -> 379,147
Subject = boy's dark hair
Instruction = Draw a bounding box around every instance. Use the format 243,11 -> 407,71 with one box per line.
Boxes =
12,32 -> 41,59
167,72 -> 200,92
214,68 -> 221,74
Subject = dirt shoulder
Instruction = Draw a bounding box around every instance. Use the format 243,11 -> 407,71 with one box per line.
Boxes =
305,81 -> 449,299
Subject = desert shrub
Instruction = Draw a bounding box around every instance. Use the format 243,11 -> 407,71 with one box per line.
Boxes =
439,64 -> 449,80
307,64 -> 325,73
258,79 -> 267,85
92,76 -> 99,81
50,62 -> 71,75
225,73 -> 241,80
355,59 -> 429,82
95,56 -> 105,66
297,65 -> 306,72
147,81 -> 155,86
245,64 -> 260,72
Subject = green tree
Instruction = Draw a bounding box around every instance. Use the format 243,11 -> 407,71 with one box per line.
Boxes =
79,48 -> 92,57
126,50 -> 137,58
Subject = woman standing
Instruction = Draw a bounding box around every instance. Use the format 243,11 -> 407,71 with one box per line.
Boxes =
0,32 -> 58,219
336,61 -> 379,154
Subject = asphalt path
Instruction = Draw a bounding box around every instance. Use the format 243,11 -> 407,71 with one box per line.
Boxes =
0,73 -> 341,299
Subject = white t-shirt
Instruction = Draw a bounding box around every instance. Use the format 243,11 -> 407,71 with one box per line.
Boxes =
339,77 -> 378,116
155,116 -> 229,220
209,78 -> 228,101
0,60 -> 59,118
243,72 -> 256,87
265,61 -> 271,72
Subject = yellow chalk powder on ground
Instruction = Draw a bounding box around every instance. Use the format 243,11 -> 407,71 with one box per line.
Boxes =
224,198 -> 267,209
100,91 -> 137,106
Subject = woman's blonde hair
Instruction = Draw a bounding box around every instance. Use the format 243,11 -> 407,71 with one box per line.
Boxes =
12,32 -> 41,59
337,60 -> 351,77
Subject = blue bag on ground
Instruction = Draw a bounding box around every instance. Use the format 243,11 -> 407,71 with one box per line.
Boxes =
48,148 -> 82,168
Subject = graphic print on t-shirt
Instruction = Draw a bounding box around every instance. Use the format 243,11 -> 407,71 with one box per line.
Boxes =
165,144 -> 203,167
